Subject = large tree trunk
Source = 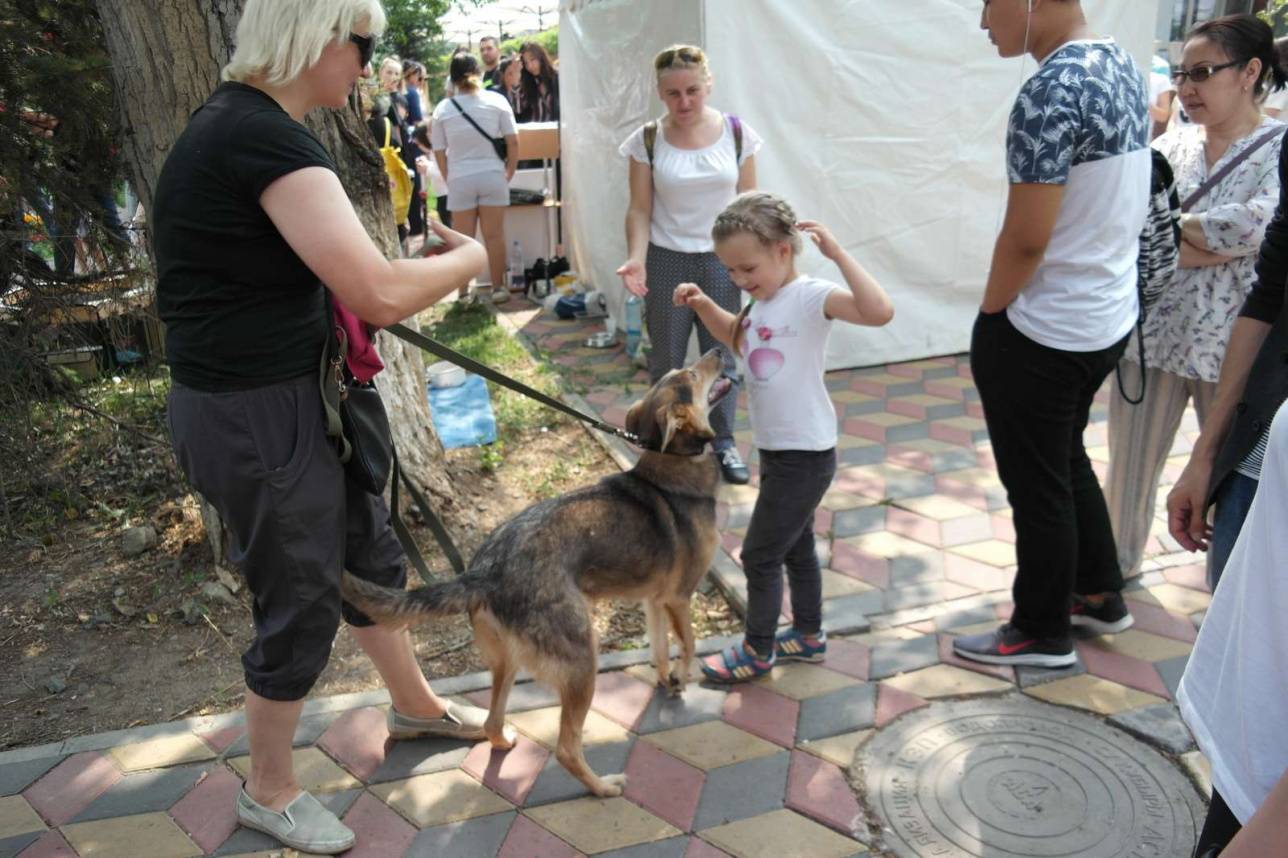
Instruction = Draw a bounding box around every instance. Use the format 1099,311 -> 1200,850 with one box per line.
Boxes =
95,0 -> 461,534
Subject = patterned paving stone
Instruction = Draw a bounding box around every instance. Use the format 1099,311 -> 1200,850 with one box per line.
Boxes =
0,757 -> 62,798
466,680 -> 563,713
342,790 -> 418,858
754,663 -> 860,702
698,807 -> 864,857
887,550 -> 946,587
222,711 -> 337,757
623,741 -> 705,832
1075,641 -> 1170,698
168,766 -> 242,855
1024,674 -> 1166,715
874,684 -> 928,728
942,551 -> 1012,591
1181,750 -> 1212,795
784,750 -> 862,838
597,834 -> 694,857
797,730 -> 872,769
0,829 -> 45,857
828,542 -> 889,589
1154,654 -> 1190,699
407,809 -> 517,858
884,507 -> 943,548
1108,703 -> 1197,755
509,707 -> 632,752
228,748 -> 360,794
819,569 -> 877,600
841,530 -> 938,561
1014,660 -> 1087,689
525,797 -> 680,855
23,751 -> 121,827
691,749 -> 792,832
820,591 -> 881,635
829,506 -> 887,538
1124,582 -> 1211,616
461,734 -> 549,806
315,705 -> 388,782
0,795 -> 45,842
720,684 -> 798,748
947,538 -> 1016,568
1122,599 -> 1198,643
496,812 -> 584,858
634,682 -> 730,735
195,725 -> 243,755
643,722 -> 780,772
882,664 -> 1012,700
796,684 -> 877,742
592,671 -> 658,731
1092,628 -> 1194,663
820,637 -> 869,681
934,633 -> 1015,682
60,812 -> 202,858
1161,563 -> 1208,591
866,634 -> 940,681
107,734 -> 215,773
371,767 -> 514,828
524,738 -> 635,807
369,735 -> 475,784
70,762 -> 209,823
882,580 -> 977,613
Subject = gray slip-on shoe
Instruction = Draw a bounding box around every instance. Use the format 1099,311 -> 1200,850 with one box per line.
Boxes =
236,788 -> 355,855
388,700 -> 489,740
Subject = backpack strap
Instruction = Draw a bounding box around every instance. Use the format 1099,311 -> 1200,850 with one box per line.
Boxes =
726,113 -> 743,163
643,120 -> 658,168
383,117 -> 392,149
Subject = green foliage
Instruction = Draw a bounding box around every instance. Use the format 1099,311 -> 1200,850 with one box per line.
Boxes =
1260,0 -> 1288,35
500,26 -> 558,61
380,0 -> 483,61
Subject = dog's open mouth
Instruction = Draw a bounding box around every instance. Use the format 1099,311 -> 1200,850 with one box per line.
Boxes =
707,376 -> 733,405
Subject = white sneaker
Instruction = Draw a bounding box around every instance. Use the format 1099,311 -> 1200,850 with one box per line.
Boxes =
235,789 -> 354,854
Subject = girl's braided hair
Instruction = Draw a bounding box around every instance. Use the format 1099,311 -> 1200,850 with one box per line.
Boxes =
712,191 -> 802,255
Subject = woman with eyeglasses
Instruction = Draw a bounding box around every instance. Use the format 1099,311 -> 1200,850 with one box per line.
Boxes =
152,1 -> 489,852
1105,14 -> 1286,590
616,44 -> 762,485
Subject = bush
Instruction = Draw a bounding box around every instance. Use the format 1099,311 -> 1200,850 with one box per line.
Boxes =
500,26 -> 558,63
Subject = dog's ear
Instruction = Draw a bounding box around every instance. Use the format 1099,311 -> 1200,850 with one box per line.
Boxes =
730,304 -> 753,356
655,405 -> 683,454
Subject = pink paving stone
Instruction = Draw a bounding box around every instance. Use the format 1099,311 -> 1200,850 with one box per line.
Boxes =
601,406 -> 627,426
785,750 -> 863,837
850,378 -> 890,397
976,447 -> 997,470
23,751 -> 121,827
585,390 -> 617,407
342,790 -> 417,858
169,765 -> 244,854
686,837 -> 733,857
1126,599 -> 1198,643
830,542 -> 890,589
591,670 -> 657,731
196,724 -> 245,754
720,531 -> 743,566
924,379 -> 967,402
841,417 -> 896,444
886,445 -> 936,474
1076,643 -> 1171,699
957,363 -> 974,380
722,685 -> 799,748
908,621 -> 937,635
814,507 -> 833,536
990,514 -> 1016,544
498,812 -> 585,858
929,422 -> 976,446
462,734 -> 549,806
875,685 -> 929,728
833,466 -> 884,499
623,739 -> 706,832
316,706 -> 388,783
965,400 -> 986,419
933,478 -> 991,510
1162,564 -> 1209,592
13,830 -> 76,857
940,514 -> 996,548
887,399 -> 931,420
887,363 -> 926,379
936,634 -> 1015,683
944,553 -> 1012,593
823,637 -> 870,681
885,507 -> 943,549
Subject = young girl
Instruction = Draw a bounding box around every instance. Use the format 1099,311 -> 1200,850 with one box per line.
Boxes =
674,192 -> 894,682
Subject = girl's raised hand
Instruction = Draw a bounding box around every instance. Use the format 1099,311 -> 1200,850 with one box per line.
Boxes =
673,282 -> 705,307
797,220 -> 841,260
616,259 -> 648,297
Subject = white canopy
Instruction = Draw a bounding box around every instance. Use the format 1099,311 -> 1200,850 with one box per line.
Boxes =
558,0 -> 1160,369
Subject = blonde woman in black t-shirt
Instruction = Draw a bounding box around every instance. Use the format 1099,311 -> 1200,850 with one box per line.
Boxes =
152,0 -> 488,853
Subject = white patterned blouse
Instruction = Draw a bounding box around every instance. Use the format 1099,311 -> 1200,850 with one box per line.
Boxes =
1137,117 -> 1284,382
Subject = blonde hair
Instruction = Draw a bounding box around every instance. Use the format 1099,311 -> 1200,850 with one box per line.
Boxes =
713,192 -> 803,255
222,0 -> 388,86
653,44 -> 711,84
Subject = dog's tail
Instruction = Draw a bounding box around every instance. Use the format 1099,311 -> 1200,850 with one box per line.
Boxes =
340,571 -> 473,628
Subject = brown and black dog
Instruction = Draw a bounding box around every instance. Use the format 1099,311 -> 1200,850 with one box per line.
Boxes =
342,349 -> 732,797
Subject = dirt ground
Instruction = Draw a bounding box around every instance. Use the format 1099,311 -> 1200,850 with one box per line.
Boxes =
0,422 -> 741,752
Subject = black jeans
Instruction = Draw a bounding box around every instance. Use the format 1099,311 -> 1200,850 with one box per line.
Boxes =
970,310 -> 1127,640
742,448 -> 837,656
1194,788 -> 1240,857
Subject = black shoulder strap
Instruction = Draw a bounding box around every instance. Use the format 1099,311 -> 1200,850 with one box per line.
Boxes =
726,113 -> 743,163
449,96 -> 500,148
643,120 -> 658,168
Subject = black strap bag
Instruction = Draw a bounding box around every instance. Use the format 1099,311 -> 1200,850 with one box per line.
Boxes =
450,96 -> 508,161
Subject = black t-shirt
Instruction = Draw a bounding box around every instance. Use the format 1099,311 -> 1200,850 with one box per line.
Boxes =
153,82 -> 337,391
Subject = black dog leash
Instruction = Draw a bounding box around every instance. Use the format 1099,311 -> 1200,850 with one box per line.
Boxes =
386,322 -> 643,447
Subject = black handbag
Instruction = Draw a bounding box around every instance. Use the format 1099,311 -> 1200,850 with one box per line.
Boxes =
450,97 -> 508,161
319,294 -> 393,496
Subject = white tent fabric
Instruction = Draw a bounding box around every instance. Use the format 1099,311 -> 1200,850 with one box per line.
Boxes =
559,0 -> 1160,369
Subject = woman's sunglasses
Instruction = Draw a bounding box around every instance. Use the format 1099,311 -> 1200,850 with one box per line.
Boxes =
1171,59 -> 1244,84
350,32 -> 375,69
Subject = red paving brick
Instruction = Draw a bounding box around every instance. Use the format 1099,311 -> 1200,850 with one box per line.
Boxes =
592,671 -> 657,731
685,837 -> 733,857
498,813 -> 585,858
886,507 -> 943,549
814,507 -> 833,536
1126,599 -> 1198,643
937,634 -> 1015,683
317,706 -> 389,783
23,751 -> 121,827
1076,643 -> 1170,699
940,514 -> 996,547
824,637 -> 870,681
196,724 -> 245,755
875,684 -> 929,728
943,552 -> 1012,592
13,830 -> 76,857
462,735 -> 549,806
886,445 -> 936,473
830,542 -> 890,589
168,765 -> 243,854
624,740 -> 705,832
785,750 -> 863,836
342,790 -> 417,858
722,685 -> 799,748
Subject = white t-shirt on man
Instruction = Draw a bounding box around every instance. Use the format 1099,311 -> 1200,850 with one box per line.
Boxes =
619,115 -> 762,253
739,276 -> 843,451
430,90 -> 516,181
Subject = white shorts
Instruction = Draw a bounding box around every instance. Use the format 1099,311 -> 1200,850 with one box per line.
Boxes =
446,170 -> 509,211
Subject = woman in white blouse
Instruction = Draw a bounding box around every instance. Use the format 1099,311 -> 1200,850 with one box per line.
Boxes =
1106,15 -> 1287,587
616,45 -> 761,484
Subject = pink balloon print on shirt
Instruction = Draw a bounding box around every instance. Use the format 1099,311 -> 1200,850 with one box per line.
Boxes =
748,347 -> 784,381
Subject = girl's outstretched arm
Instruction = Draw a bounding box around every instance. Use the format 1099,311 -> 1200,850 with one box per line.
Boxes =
799,221 -> 894,326
674,283 -> 739,351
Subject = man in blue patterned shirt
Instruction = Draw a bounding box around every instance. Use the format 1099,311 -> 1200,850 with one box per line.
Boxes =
954,0 -> 1151,668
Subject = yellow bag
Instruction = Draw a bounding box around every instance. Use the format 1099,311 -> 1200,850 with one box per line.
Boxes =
380,118 -> 413,226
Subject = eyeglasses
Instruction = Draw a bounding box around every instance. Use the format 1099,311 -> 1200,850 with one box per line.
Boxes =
1171,59 -> 1244,84
656,46 -> 703,68
349,32 -> 375,69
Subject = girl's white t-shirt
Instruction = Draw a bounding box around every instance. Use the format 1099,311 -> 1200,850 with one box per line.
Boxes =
1177,399 -> 1288,825
619,115 -> 762,253
739,276 -> 843,451
430,91 -> 516,180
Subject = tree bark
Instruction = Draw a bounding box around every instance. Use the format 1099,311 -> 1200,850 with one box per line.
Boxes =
95,0 -> 461,535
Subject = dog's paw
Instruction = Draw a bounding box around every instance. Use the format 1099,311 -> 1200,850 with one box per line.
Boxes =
592,773 -> 626,798
487,724 -> 518,750
665,671 -> 686,699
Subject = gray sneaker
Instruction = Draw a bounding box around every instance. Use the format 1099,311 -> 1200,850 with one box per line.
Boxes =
387,700 -> 489,740
235,789 -> 354,855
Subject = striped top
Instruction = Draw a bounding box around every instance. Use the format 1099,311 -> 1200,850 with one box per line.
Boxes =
1235,393 -> 1288,479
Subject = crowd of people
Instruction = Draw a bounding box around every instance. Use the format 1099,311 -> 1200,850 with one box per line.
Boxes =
146,0 -> 1288,854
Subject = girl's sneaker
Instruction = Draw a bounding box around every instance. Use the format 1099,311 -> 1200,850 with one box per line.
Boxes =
775,628 -> 827,663
701,642 -> 775,683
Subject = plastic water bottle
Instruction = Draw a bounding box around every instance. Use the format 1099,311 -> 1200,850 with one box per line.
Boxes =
624,295 -> 643,358
507,240 -> 524,292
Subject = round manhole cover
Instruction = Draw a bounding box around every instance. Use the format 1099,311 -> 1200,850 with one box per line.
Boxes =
858,695 -> 1205,858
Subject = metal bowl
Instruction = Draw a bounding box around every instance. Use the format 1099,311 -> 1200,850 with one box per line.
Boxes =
427,361 -> 467,388
584,331 -> 617,349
